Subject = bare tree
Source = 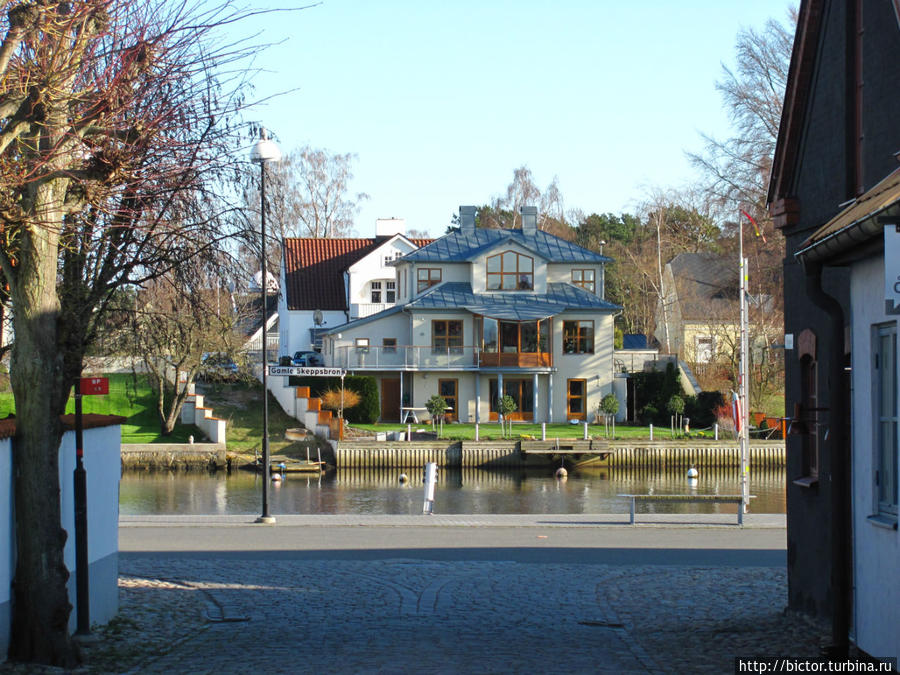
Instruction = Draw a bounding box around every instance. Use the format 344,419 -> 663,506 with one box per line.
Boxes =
127,262 -> 249,435
0,0 -> 275,664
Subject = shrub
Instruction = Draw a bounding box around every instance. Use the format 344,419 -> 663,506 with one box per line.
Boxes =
290,374 -> 379,424
600,393 -> 619,417
320,389 -> 361,412
685,391 -> 725,428
640,404 -> 658,425
666,394 -> 685,416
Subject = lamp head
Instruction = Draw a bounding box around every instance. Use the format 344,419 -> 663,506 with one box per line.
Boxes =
250,127 -> 281,164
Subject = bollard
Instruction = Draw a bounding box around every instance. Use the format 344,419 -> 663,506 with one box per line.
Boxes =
583,422 -> 588,440
422,462 -> 438,515
649,424 -> 653,441
407,424 -> 412,441
714,423 -> 719,440
475,422 -> 479,441
541,422 -> 546,441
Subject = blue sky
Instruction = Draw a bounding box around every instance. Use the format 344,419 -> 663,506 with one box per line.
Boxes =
240,1 -> 794,237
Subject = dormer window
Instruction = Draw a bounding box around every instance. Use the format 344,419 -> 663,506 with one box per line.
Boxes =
487,251 -> 533,291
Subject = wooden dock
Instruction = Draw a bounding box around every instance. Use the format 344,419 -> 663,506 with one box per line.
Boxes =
519,439 -> 611,466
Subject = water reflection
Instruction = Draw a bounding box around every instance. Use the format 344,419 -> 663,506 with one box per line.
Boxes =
120,466 -> 785,516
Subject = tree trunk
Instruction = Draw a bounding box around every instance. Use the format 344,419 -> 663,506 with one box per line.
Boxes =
8,202 -> 78,665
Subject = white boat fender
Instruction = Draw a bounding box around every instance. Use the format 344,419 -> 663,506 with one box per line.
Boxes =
687,465 -> 699,479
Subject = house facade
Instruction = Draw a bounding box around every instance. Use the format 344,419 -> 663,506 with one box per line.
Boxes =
278,220 -> 431,357
767,0 -> 900,660
321,206 -> 619,423
655,252 -> 740,364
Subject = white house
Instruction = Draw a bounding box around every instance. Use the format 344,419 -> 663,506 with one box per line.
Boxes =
795,168 -> 900,664
321,205 -> 619,423
278,219 -> 431,358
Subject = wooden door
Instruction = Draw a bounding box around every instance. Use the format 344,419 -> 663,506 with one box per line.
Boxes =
438,379 -> 458,421
567,378 -> 587,421
381,378 -> 401,422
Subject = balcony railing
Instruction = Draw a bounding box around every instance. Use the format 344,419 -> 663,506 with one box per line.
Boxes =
330,345 -> 553,371
350,302 -> 394,319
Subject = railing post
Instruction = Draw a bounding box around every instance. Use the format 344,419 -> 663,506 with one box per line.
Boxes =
649,424 -> 653,441
475,422 -> 479,441
541,423 -> 546,441
583,422 -> 588,440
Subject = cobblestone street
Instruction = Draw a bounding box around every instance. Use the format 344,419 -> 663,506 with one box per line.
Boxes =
2,517 -> 829,674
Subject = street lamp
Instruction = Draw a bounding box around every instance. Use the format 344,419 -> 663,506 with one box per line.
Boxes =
251,127 -> 281,524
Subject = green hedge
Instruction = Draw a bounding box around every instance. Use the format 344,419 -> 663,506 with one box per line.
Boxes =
288,374 -> 379,424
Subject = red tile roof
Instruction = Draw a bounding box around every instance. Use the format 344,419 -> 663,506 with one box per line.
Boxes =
282,237 -> 432,311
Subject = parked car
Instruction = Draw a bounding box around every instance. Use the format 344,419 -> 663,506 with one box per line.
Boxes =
292,350 -> 324,367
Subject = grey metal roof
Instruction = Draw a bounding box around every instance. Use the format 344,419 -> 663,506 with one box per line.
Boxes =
322,305 -> 405,336
402,228 -> 612,264
407,282 -> 620,320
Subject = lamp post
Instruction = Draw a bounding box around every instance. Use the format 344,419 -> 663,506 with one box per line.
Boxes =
251,127 -> 281,524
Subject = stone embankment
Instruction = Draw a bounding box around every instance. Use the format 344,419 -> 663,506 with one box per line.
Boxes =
121,443 -> 227,470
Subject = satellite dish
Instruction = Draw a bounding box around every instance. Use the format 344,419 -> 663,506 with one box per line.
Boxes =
313,309 -> 324,326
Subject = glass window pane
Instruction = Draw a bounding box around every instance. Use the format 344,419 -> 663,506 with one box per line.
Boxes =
521,322 -> 538,353
483,318 -> 498,352
520,256 -> 533,273
448,321 -> 462,337
487,255 -> 501,273
503,251 -> 517,269
569,380 -> 584,396
502,274 -> 517,290
584,270 -> 594,281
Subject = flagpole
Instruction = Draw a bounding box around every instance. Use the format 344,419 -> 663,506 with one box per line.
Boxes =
738,208 -> 751,514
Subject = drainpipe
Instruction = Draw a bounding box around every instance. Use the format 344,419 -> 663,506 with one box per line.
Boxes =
802,260 -> 851,657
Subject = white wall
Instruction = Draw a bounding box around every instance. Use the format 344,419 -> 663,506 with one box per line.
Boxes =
849,254 -> 900,663
280,309 -> 346,358
1,424 -> 121,655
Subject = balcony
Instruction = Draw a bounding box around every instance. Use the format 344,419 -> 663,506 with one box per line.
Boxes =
350,302 -> 393,319
330,345 -> 553,371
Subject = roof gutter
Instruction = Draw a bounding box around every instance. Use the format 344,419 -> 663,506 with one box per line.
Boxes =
795,200 -> 897,265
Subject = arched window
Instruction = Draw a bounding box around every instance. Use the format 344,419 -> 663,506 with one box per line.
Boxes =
486,251 -> 533,290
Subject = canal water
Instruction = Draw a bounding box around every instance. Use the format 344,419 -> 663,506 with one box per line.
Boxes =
120,466 -> 786,516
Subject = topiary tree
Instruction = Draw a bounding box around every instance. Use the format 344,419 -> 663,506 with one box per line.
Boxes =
667,394 -> 685,435
600,393 -> 619,437
498,394 -> 518,437
425,394 -> 449,435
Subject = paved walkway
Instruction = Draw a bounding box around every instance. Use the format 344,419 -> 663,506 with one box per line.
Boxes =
11,515 -> 829,674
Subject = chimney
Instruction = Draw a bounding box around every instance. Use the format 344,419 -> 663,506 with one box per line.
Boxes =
520,206 -> 537,234
459,205 -> 476,233
376,218 -> 406,237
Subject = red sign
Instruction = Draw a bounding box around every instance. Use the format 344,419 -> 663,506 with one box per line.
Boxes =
79,377 -> 109,396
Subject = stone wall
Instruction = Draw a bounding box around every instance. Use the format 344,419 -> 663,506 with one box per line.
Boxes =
121,443 -> 227,470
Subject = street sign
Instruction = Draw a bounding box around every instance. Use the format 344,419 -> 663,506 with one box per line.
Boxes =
79,377 -> 109,395
267,366 -> 346,377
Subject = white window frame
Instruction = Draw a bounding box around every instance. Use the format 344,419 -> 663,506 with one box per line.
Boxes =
356,337 -> 370,353
370,281 -> 382,303
875,323 -> 898,518
386,280 -> 396,303
695,335 -> 715,363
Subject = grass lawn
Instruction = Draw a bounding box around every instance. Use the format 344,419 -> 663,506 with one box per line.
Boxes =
197,382 -> 304,456
350,421 -> 720,441
0,373 -> 199,444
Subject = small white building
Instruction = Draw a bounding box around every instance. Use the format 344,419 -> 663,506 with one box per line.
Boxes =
321,206 -> 620,423
278,219 -> 431,357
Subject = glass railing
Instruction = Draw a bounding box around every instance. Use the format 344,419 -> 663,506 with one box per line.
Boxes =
330,345 -> 553,370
